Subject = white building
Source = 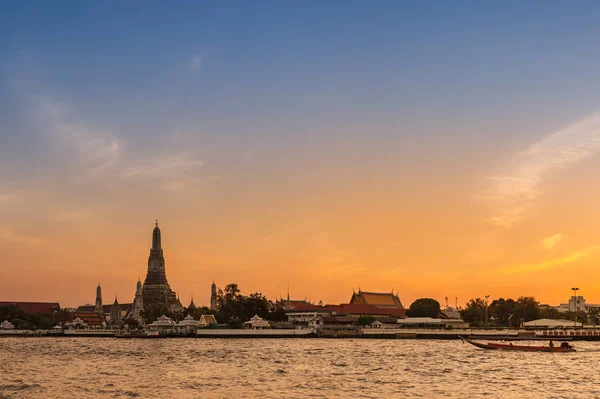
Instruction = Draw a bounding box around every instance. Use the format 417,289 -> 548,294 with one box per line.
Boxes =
1,320 -> 15,330
177,314 -> 199,332
523,318 -> 582,328
245,315 -> 270,329
556,296 -> 600,313
148,315 -> 177,332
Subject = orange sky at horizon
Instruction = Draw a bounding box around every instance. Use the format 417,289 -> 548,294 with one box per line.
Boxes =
4,141 -> 600,309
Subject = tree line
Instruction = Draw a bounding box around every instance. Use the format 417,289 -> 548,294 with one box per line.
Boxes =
459,296 -> 598,327
143,283 -> 286,327
0,305 -> 70,330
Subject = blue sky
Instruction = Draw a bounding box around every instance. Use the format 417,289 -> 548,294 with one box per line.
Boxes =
3,2 -> 600,305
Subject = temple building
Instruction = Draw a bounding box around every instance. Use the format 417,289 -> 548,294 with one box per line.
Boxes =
142,221 -> 182,313
210,281 -> 217,310
95,283 -> 103,313
187,297 -> 197,312
129,279 -> 144,324
349,289 -> 404,309
110,297 -> 124,329
76,284 -> 132,325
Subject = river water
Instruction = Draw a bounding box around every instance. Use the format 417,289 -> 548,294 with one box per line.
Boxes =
0,338 -> 598,398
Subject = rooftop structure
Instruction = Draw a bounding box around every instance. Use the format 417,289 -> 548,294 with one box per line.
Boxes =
272,298 -> 314,311
245,315 -> 270,329
72,312 -> 106,327
129,279 -> 144,324
198,314 -> 217,327
95,284 -> 103,313
0,301 -> 60,315
148,315 -> 177,331
1,320 -> 15,330
210,281 -> 217,310
523,318 -> 583,328
349,290 -> 404,309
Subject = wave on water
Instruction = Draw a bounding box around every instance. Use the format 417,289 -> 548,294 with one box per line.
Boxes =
3,338 -> 600,398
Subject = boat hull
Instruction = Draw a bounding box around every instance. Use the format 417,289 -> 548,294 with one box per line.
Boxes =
460,336 -> 575,352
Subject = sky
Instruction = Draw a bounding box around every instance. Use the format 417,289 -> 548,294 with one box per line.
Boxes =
2,2 -> 600,308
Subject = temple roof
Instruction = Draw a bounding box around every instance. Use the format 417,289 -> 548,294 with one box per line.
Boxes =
199,315 -> 216,324
72,312 -> 106,326
0,301 -> 60,315
349,290 -> 404,308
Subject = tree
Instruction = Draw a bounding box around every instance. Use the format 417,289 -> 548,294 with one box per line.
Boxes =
512,296 -> 540,326
215,283 -> 270,324
539,305 -> 561,320
228,317 -> 242,329
488,298 -> 516,327
264,308 -> 287,322
460,298 -> 486,326
124,318 -> 141,330
144,303 -> 173,324
588,308 -> 600,325
407,298 -> 441,318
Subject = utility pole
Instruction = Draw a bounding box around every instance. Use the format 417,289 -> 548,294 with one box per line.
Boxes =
484,295 -> 490,325
572,287 -> 580,327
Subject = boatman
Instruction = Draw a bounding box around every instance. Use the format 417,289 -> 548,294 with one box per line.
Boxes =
549,340 -> 554,347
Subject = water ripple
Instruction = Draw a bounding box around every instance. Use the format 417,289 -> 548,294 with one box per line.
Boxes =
0,338 -> 599,398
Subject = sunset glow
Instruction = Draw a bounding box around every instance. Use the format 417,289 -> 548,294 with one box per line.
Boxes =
3,3 -> 600,308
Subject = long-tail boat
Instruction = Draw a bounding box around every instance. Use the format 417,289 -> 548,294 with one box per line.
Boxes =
459,336 -> 575,352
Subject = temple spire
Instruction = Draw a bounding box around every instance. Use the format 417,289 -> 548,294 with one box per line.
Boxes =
152,220 -> 162,249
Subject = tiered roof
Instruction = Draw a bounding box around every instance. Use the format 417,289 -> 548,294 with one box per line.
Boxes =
0,301 -> 60,315
199,315 -> 217,326
72,312 -> 106,326
349,290 -> 404,308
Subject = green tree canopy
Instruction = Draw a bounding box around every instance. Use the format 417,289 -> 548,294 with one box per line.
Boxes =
488,298 -> 516,327
513,296 -> 540,325
144,303 -> 173,324
216,283 -> 270,325
460,298 -> 486,325
406,298 -> 441,318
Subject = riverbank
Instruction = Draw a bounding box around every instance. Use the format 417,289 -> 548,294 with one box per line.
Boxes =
3,327 -> 600,340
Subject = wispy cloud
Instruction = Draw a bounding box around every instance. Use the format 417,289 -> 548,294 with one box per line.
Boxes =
503,246 -> 598,274
483,112 -> 600,227
121,152 -> 204,179
0,227 -> 50,248
37,96 -> 122,175
542,233 -> 564,250
31,95 -> 209,192
52,209 -> 95,222
190,55 -> 203,72
120,151 -> 205,191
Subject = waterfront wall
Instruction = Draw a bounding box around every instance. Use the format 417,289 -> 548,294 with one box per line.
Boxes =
196,329 -> 315,338
5,327 -> 600,340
